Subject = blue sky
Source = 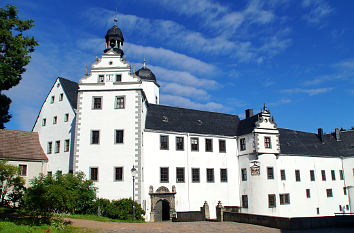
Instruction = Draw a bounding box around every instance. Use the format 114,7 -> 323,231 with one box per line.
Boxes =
3,0 -> 354,133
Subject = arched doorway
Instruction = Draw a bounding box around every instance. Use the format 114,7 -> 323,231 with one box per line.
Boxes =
155,199 -> 170,221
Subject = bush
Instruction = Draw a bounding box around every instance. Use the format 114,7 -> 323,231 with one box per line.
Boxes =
23,172 -> 96,216
94,198 -> 145,221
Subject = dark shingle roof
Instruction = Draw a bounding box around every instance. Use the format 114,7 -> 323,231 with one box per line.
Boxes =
237,114 -> 261,135
0,129 -> 48,161
59,77 -> 78,109
324,130 -> 354,157
145,104 -> 240,136
279,128 -> 346,157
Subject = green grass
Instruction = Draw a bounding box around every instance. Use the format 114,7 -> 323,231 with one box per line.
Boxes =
0,221 -> 96,233
68,214 -> 145,223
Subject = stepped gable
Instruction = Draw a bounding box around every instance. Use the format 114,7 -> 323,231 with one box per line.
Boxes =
0,129 -> 48,161
145,104 -> 240,136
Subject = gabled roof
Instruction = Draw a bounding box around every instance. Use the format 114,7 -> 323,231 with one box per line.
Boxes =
145,104 -> 240,136
59,77 -> 78,109
324,130 -> 354,157
237,113 -> 261,136
278,128 -> 349,157
0,129 -> 48,161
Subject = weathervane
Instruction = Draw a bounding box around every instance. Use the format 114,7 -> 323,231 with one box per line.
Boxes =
143,57 -> 146,68
114,8 -> 118,25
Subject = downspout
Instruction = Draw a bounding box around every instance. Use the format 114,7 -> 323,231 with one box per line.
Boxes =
341,156 -> 351,212
186,133 -> 190,210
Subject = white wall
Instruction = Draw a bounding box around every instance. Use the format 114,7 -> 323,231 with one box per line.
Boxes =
7,160 -> 47,187
33,78 -> 75,174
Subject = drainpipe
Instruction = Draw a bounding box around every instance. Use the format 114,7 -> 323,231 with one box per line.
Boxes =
341,156 -> 351,212
186,133 -> 191,210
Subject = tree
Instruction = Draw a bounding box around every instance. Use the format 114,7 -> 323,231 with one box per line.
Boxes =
0,4 -> 39,128
0,160 -> 26,207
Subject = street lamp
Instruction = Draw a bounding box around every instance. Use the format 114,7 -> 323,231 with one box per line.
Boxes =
131,166 -> 137,222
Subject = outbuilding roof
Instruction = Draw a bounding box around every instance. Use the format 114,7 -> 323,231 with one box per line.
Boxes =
59,77 -> 78,109
0,129 -> 48,161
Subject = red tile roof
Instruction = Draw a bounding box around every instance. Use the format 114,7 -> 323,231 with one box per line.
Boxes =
0,129 -> 48,161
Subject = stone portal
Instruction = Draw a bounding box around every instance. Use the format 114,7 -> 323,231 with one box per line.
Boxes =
149,185 -> 176,222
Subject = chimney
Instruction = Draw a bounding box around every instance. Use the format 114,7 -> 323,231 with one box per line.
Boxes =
245,109 -> 254,119
335,128 -> 341,141
318,128 -> 324,143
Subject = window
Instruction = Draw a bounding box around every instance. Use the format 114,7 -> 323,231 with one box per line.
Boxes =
242,195 -> 248,208
264,136 -> 271,148
176,167 -> 185,183
192,168 -> 200,182
63,113 -> 68,122
306,189 -> 311,198
331,170 -> 336,181
280,170 -> 286,181
59,93 -> 63,101
344,187 -> 347,195
220,169 -> 228,182
317,208 -> 320,215
115,167 -> 123,181
267,167 -> 274,179
206,168 -> 214,182
241,168 -> 247,181
310,170 -> 315,181
160,135 -> 168,150
47,171 -> 52,177
98,75 -> 104,83
339,205 -> 342,212
93,97 -> 102,109
90,167 -> 98,181
51,96 -> 55,103
279,193 -> 290,205
64,139 -> 70,152
340,170 -> 344,180
321,170 -> 326,181
115,130 -> 124,144
268,194 -> 276,208
326,188 -> 333,197
53,116 -> 57,124
205,139 -> 213,152
91,130 -> 100,144
176,137 -> 184,151
240,138 -> 246,151
219,140 -> 226,153
115,96 -> 125,109
19,165 -> 27,176
47,142 -> 52,154
115,74 -> 122,82
57,170 -> 62,176
295,170 -> 301,182
42,118 -> 46,126
160,167 -> 169,183
55,141 -> 60,153
191,138 -> 199,151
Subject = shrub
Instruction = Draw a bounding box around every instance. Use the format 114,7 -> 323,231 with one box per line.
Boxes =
95,198 -> 145,221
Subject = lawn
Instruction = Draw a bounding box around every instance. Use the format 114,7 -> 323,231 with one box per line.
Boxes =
69,214 -> 145,223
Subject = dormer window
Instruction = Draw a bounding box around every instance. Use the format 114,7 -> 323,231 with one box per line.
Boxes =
98,75 -> 104,83
116,74 -> 122,82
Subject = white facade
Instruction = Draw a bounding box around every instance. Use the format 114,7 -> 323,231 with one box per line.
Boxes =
33,78 -> 76,174
33,22 -> 354,221
7,160 -> 47,187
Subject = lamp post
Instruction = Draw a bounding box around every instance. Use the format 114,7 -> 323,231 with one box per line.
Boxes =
131,166 -> 137,222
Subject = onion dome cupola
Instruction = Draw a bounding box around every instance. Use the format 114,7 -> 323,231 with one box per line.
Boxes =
135,59 -> 156,82
104,15 -> 124,56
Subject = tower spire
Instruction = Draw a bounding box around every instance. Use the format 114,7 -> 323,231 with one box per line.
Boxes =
85,64 -> 88,76
143,58 -> 146,68
114,8 -> 118,25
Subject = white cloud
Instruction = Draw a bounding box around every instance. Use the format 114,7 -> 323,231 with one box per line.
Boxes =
281,87 -> 333,96
160,94 -> 225,111
268,98 -> 292,106
160,82 -> 210,100
302,0 -> 334,25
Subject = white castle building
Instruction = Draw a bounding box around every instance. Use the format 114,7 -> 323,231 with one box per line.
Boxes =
33,19 -> 354,221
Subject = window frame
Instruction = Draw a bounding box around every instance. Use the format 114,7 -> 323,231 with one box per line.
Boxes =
192,168 -> 200,183
205,139 -> 213,152
47,142 -> 52,154
206,168 -> 214,183
53,116 -> 57,124
264,136 -> 272,148
331,170 -> 336,181
55,140 -> 60,153
19,164 -> 27,176
160,135 -> 169,150
267,167 -> 274,180
59,93 -> 63,101
64,113 -> 69,122
241,168 -> 247,181
64,139 -> 70,152
176,136 -> 184,151
220,168 -> 228,182
98,75 -> 104,83
115,130 -> 124,144
115,74 -> 122,82
326,188 -> 333,198
306,189 -> 311,198
92,96 -> 102,110
321,170 -> 326,181
310,170 -> 315,181
279,193 -> 290,205
219,139 -> 226,153
115,96 -> 125,109
191,137 -> 199,151
295,169 -> 301,182
50,96 -> 55,104
160,167 -> 169,183
280,169 -> 286,181
176,167 -> 185,183
114,167 -> 123,181
91,130 -> 100,144
42,118 -> 46,126
242,195 -> 248,208
340,170 -> 344,180
90,167 -> 98,181
240,138 -> 246,151
268,194 -> 276,208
